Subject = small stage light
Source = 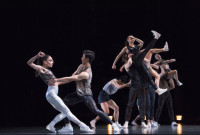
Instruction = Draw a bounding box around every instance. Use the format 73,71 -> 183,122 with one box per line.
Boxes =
176,115 -> 182,121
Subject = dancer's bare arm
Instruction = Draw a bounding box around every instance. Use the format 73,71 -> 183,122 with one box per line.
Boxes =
151,64 -> 159,69
27,51 -> 46,73
112,46 -> 127,69
119,64 -> 126,72
163,59 -> 176,64
50,71 -> 89,85
134,37 -> 144,49
72,65 -> 82,75
144,58 -> 150,64
113,80 -> 131,89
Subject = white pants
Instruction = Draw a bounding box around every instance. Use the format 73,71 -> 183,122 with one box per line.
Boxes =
46,86 -> 82,126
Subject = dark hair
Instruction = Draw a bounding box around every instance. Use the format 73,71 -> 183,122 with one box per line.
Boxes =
125,40 -> 129,47
122,53 -> 128,63
118,75 -> 130,84
125,35 -> 133,47
83,50 -> 95,63
37,54 -> 50,66
35,54 -> 50,77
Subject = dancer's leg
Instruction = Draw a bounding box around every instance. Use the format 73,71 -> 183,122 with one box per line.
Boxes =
46,87 -> 92,133
138,87 -> 148,128
136,30 -> 161,64
125,86 -> 138,122
63,92 -> 83,106
149,66 -> 161,88
149,86 -> 156,121
62,92 -> 83,124
138,87 -> 146,123
154,93 -> 166,122
81,95 -> 120,131
145,41 -> 168,61
145,88 -> 150,121
145,48 -> 164,61
165,91 -> 175,123
168,78 -> 175,90
81,95 -> 113,124
107,100 -> 119,123
131,115 -> 140,126
167,70 -> 182,85
90,102 -> 109,128
136,39 -> 158,64
46,92 -> 82,126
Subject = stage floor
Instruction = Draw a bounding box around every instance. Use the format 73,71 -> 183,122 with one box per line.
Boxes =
1,124 -> 200,134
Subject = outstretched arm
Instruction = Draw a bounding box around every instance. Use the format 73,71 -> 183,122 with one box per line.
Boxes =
114,80 -> 131,89
164,59 -> 176,64
27,51 -> 46,72
112,46 -> 127,69
49,71 -> 89,85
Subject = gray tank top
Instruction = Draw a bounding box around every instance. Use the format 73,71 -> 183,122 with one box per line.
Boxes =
38,69 -> 56,85
76,65 -> 92,96
103,79 -> 119,95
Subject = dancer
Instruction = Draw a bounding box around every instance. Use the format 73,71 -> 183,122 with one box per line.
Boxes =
153,54 -> 183,87
112,35 -> 144,70
90,75 -> 130,128
27,51 -> 92,133
48,50 -> 120,133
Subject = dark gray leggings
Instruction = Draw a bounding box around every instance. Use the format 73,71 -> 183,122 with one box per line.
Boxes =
62,92 -> 113,124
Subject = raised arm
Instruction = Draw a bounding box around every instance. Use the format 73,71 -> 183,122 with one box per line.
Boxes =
27,51 -> 46,72
134,37 -> 144,50
112,46 -> 127,69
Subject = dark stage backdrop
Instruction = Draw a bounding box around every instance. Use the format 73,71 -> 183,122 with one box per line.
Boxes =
1,0 -> 200,127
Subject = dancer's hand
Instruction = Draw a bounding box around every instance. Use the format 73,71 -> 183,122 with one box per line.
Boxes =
112,64 -> 116,69
171,59 -> 176,62
120,66 -> 123,72
48,78 -> 56,85
37,51 -> 45,58
151,64 -> 159,69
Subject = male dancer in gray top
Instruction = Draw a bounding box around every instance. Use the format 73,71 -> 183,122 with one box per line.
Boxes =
49,50 -> 120,133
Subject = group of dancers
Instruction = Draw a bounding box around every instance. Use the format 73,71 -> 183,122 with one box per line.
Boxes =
27,30 -> 183,133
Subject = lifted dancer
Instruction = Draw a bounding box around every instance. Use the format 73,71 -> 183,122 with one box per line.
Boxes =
27,51 -> 92,133
153,54 -> 183,87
